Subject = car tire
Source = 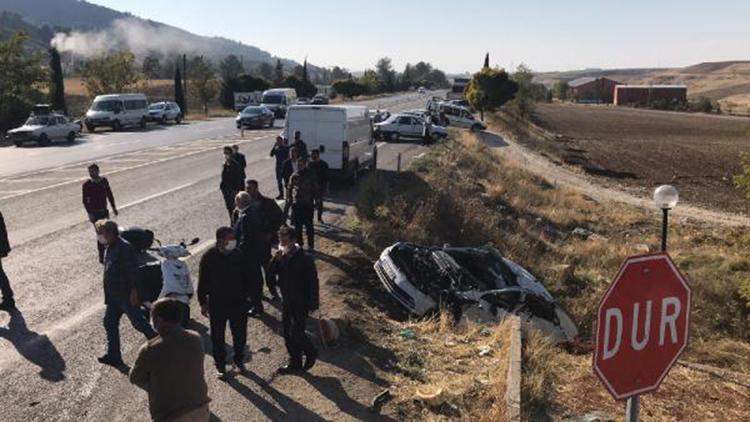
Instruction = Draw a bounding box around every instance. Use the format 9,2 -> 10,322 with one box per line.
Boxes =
38,133 -> 51,147
140,118 -> 147,129
470,124 -> 483,132
86,124 -> 95,133
268,119 -> 274,128
371,148 -> 378,171
175,115 -> 182,124
66,131 -> 76,143
112,120 -> 121,132
389,132 -> 400,143
14,140 -> 23,147
348,159 -> 360,186
161,116 -> 168,125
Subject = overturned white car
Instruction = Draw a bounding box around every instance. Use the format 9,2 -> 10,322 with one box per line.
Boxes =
374,242 -> 578,343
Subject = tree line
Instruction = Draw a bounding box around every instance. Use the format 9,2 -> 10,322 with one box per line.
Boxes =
331,58 -> 450,98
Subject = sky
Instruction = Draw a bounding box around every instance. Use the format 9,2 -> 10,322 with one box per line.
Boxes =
88,0 -> 750,74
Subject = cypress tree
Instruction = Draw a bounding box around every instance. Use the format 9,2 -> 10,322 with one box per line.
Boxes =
174,68 -> 186,116
483,53 -> 490,69
49,47 -> 67,114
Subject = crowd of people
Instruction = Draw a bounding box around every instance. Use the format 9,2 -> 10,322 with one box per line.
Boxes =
0,130 -> 331,421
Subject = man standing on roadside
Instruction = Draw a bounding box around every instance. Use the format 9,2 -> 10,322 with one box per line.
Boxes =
246,180 -> 283,301
308,149 -> 330,224
83,164 -> 118,263
291,130 -> 308,160
233,192 -> 265,317
97,220 -> 156,368
232,144 -> 247,179
287,157 -> 319,251
0,210 -> 15,311
130,298 -> 210,422
220,146 -> 245,222
271,226 -> 319,374
198,227 -> 251,377
270,136 -> 290,200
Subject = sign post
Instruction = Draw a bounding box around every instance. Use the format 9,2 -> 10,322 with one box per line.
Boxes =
593,253 -> 691,419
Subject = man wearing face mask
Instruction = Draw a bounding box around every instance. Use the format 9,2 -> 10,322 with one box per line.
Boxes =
97,220 -> 156,368
271,226 -> 319,374
83,164 -> 118,263
287,156 -> 319,252
232,192 -> 265,317
219,147 -> 245,222
197,227 -> 251,377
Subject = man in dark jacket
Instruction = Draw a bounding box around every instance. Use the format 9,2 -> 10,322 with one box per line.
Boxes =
291,130 -> 308,160
246,180 -> 283,301
308,149 -> 330,224
97,220 -> 156,368
271,226 -> 319,374
270,136 -> 290,200
287,157 -> 319,251
220,147 -> 245,222
0,211 -> 15,311
83,164 -> 119,263
130,298 -> 210,422
233,192 -> 266,317
232,144 -> 247,182
198,227 -> 252,376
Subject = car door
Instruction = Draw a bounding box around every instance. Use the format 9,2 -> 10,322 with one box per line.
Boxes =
395,116 -> 411,135
49,116 -> 65,138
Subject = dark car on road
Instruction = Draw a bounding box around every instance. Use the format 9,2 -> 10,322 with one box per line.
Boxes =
311,95 -> 329,105
236,106 -> 275,129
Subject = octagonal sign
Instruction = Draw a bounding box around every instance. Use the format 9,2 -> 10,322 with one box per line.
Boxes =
593,253 -> 691,400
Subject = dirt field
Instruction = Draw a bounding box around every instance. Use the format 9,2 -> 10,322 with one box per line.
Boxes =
516,103 -> 750,213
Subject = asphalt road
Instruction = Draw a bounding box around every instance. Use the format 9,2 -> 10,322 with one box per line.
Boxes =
0,92 -> 432,421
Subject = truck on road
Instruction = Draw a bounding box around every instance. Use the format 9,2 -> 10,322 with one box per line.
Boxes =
261,88 -> 297,118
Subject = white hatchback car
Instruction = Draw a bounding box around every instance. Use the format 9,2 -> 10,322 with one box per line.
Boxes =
147,101 -> 182,125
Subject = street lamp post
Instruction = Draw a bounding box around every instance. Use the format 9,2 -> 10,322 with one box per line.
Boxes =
653,185 -> 679,252
624,185 -> 680,422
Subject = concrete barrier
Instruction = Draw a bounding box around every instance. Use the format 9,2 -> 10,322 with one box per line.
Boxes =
505,315 -> 522,421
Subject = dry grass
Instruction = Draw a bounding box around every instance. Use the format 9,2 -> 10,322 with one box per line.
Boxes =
354,130 -> 750,417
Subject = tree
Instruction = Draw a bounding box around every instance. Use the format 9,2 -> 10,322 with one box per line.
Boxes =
274,59 -> 284,86
49,47 -> 67,114
332,79 -> 366,98
552,80 -> 570,101
508,64 -> 538,118
174,67 -> 186,115
331,66 -> 348,81
283,75 -> 317,98
219,54 -> 244,81
142,54 -> 162,79
256,62 -> 274,81
483,53 -> 490,69
0,33 -> 47,133
81,51 -> 142,96
360,70 -> 382,95
375,57 -> 396,93
189,56 -> 218,115
465,67 -> 519,120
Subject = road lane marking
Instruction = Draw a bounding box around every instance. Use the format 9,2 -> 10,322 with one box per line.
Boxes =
118,182 -> 198,210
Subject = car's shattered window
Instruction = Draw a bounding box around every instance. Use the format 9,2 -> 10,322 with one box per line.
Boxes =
445,247 -> 518,290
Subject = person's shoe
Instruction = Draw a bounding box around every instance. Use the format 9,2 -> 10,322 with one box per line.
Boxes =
97,354 -> 125,368
216,365 -> 228,379
0,300 -> 16,311
277,363 -> 303,375
234,361 -> 247,373
303,349 -> 318,371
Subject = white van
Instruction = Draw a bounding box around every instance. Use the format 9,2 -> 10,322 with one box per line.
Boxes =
261,88 -> 298,118
284,105 -> 376,184
84,93 -> 149,132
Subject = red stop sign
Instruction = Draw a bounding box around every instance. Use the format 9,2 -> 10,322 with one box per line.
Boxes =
593,253 -> 691,400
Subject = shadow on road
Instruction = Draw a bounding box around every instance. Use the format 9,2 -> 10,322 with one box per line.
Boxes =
227,370 -> 325,421
302,372 -> 395,421
0,309 -> 66,382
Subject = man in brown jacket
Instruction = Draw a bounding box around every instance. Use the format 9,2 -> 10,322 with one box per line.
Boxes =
130,298 -> 210,422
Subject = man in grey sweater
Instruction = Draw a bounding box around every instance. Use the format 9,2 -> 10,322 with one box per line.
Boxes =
130,298 -> 210,422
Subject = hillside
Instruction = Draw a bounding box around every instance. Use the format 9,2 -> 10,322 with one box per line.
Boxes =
0,11 -> 53,49
537,61 -> 750,115
0,0 -> 301,70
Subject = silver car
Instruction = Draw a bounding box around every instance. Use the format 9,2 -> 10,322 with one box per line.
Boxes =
374,242 -> 579,343
147,101 -> 182,125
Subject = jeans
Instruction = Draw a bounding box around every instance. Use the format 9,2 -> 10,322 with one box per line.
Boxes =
0,259 -> 14,304
209,307 -> 248,368
103,300 -> 156,361
282,306 -> 316,365
292,203 -> 315,250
